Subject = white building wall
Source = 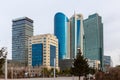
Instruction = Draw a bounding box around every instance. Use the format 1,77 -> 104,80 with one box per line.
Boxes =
88,59 -> 100,69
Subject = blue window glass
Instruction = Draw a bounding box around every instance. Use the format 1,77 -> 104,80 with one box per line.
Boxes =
50,45 -> 56,66
77,20 -> 81,48
32,43 -> 43,66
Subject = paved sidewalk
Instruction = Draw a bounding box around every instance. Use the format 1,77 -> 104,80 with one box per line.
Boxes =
0,77 -> 80,80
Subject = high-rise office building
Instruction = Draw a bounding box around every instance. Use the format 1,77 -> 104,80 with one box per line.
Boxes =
54,12 -> 70,59
70,13 -> 84,58
54,12 -> 84,59
28,34 -> 58,69
12,17 -> 33,66
83,13 -> 104,69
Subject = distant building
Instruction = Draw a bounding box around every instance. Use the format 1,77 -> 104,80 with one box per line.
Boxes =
104,56 -> 112,67
7,60 -> 25,67
83,13 -> 104,69
28,34 -> 59,69
12,17 -> 34,66
59,59 -> 74,70
88,59 -> 100,70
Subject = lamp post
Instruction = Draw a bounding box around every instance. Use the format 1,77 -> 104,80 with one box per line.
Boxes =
54,58 -> 56,80
72,58 -> 74,80
43,65 -> 45,80
5,56 -> 7,80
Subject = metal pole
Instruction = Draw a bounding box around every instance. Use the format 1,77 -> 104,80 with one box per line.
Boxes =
11,67 -> 13,79
5,57 -> 7,80
89,73 -> 90,80
43,66 -> 44,80
54,58 -> 56,80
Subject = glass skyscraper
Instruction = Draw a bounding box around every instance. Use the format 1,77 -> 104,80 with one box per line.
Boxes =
54,12 -> 69,59
83,13 -> 104,69
12,17 -> 33,66
54,12 -> 84,59
70,14 -> 84,58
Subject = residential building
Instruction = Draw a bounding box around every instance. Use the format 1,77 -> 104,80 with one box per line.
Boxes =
83,13 -> 104,69
12,17 -> 33,66
88,59 -> 100,70
28,34 -> 59,69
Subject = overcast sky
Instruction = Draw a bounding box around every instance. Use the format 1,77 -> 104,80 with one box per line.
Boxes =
0,0 -> 120,66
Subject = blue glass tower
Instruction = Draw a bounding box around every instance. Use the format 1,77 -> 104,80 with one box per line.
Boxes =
54,12 -> 69,59
83,13 -> 104,69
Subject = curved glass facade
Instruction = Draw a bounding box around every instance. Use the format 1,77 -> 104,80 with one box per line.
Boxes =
54,12 -> 68,59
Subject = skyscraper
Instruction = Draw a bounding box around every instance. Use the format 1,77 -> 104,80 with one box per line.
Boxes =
54,12 -> 84,59
12,17 -> 33,66
83,13 -> 104,69
54,12 -> 70,59
28,34 -> 58,69
70,13 -> 84,58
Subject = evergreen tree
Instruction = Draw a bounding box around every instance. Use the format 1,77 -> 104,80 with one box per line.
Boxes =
71,49 -> 89,80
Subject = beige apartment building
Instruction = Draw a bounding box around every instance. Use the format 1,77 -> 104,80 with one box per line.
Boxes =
88,59 -> 100,70
28,34 -> 59,69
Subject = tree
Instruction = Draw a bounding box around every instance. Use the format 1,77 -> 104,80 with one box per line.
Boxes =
41,67 -> 50,77
49,68 -> 59,77
58,68 -> 71,76
0,48 -> 6,76
95,70 -> 104,80
71,49 -> 89,80
0,58 -> 5,76
89,67 -> 96,75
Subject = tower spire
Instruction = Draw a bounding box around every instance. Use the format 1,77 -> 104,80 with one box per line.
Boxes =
74,10 -> 76,17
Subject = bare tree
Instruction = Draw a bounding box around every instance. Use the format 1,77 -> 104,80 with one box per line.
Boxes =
0,47 -> 7,76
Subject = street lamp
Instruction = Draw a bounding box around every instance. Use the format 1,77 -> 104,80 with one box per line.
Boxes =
0,47 -> 7,80
71,58 -> 74,80
54,58 -> 56,80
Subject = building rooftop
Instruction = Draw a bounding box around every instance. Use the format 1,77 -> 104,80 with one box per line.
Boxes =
12,17 -> 33,23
